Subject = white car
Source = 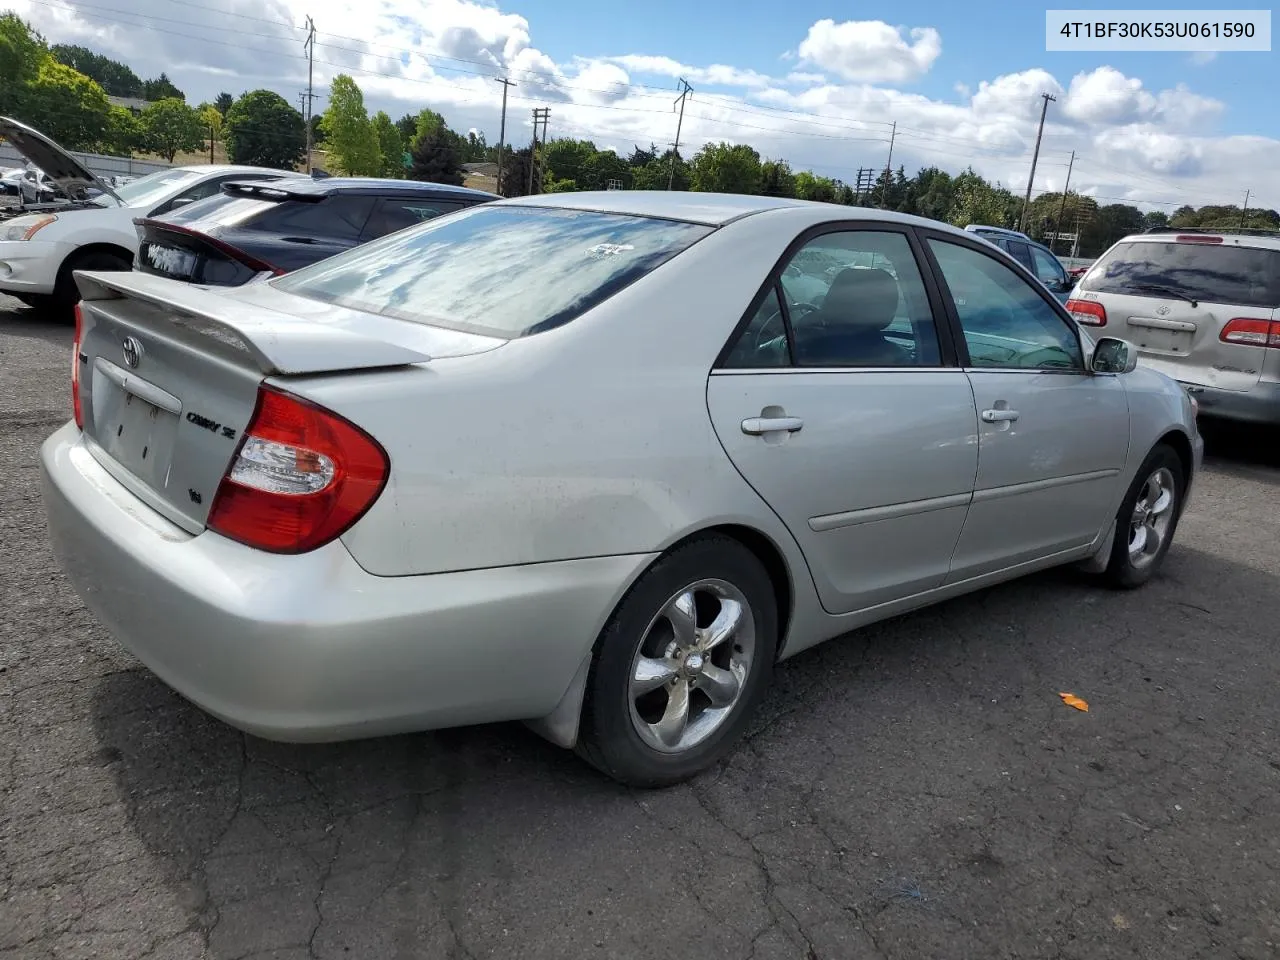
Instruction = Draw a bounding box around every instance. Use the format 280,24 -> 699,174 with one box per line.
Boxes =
0,115 -> 305,317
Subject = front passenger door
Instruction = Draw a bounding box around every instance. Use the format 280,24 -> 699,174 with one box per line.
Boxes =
922,233 -> 1131,581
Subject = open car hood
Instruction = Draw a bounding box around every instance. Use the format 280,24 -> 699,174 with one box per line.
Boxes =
0,115 -> 122,204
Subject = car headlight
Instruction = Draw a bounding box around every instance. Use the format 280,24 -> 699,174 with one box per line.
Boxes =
2,215 -> 57,241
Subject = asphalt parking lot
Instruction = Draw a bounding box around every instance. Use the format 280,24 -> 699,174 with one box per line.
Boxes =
2,294 -> 1279,960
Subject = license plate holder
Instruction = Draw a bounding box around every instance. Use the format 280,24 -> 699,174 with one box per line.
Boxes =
1126,316 -> 1195,356
93,377 -> 179,489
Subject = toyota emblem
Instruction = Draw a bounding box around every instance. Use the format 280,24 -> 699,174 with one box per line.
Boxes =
1156,304 -> 1171,316
121,336 -> 143,369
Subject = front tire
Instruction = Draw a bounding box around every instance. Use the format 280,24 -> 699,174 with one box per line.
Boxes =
1102,443 -> 1185,589
50,250 -> 132,321
576,535 -> 778,788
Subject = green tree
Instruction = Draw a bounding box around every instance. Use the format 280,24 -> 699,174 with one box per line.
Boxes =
214,91 -> 233,117
99,105 -> 141,155
142,72 -> 183,101
395,113 -> 418,143
371,110 -> 403,178
947,169 -> 1009,227
543,138 -> 596,186
0,13 -> 46,117
408,125 -> 464,185
794,170 -> 837,203
461,130 -> 488,163
584,149 -> 630,190
224,90 -> 305,169
196,102 -> 223,160
690,142 -> 762,194
321,74 -> 379,175
23,57 -> 110,149
498,145 -> 535,197
51,44 -> 143,98
140,97 -> 203,162
905,167 -> 954,222
760,159 -> 797,198
632,150 -> 688,191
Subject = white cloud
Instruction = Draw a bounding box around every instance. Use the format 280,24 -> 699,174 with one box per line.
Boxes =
1063,67 -> 1223,130
603,55 -> 773,90
5,0 -> 1273,212
796,19 -> 942,84
1190,51 -> 1217,66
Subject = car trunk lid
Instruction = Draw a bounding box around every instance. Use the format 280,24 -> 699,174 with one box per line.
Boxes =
72,269 -> 504,533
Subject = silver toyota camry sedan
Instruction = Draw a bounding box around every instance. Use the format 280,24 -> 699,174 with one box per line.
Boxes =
40,192 -> 1203,787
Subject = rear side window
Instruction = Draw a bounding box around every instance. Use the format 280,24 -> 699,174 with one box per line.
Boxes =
364,197 -> 470,238
246,195 -> 375,241
162,194 -> 275,227
1085,240 -> 1280,309
272,205 -> 714,339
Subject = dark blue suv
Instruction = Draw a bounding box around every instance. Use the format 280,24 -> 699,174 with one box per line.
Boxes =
133,177 -> 498,286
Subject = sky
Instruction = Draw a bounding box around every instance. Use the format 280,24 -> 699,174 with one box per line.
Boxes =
8,0 -> 1279,212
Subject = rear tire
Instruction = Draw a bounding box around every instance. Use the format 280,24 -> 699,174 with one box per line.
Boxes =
1102,443 -> 1185,589
575,535 -> 778,788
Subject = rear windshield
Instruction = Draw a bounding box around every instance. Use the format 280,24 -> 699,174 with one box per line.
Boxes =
1084,239 -> 1280,309
162,193 -> 276,227
271,205 -> 714,338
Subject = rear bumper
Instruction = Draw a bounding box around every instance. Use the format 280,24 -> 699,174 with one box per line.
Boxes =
1182,379 -> 1280,426
40,422 -> 652,742
0,239 -> 66,294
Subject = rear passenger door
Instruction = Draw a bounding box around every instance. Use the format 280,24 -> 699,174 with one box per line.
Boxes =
706,224 -> 979,616
361,197 -> 469,240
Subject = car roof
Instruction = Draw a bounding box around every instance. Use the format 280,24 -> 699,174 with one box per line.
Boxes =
221,176 -> 499,199
499,191 -> 985,233
171,164 -> 308,177
1117,227 -> 1280,251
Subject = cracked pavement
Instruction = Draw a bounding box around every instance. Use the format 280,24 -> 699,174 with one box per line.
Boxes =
2,295 -> 1279,959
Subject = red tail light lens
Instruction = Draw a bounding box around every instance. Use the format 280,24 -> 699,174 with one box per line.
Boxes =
1066,298 -> 1107,327
1175,234 -> 1223,243
1220,317 -> 1280,348
72,303 -> 84,429
206,385 -> 389,554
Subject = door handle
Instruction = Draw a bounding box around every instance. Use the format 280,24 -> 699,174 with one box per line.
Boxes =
742,416 -> 804,436
981,408 -> 1020,423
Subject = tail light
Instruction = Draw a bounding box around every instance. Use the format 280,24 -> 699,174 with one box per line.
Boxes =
206,385 -> 389,554
1066,298 -> 1107,327
71,303 -> 84,429
1220,318 -> 1280,348
1175,235 -> 1223,244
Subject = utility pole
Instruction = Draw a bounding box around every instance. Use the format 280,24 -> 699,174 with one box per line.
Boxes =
528,107 -> 549,195
302,16 -> 316,173
494,77 -> 515,196
668,78 -> 692,190
1051,149 -> 1075,252
879,122 -> 896,209
1019,92 -> 1056,232
1240,189 -> 1250,229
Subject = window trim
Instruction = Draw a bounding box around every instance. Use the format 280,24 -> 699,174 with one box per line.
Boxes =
916,227 -> 1088,375
712,220 -> 962,372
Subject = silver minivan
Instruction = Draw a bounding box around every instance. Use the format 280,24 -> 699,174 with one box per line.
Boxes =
1068,227 -> 1280,425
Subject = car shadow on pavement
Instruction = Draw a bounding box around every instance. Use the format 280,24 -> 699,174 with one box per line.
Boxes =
85,539 -> 1280,960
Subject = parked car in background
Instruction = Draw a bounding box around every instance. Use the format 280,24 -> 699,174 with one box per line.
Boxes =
42,193 -> 1200,788
1068,226 -> 1280,425
0,114 -> 304,316
133,177 -> 497,286
965,224 -> 1075,302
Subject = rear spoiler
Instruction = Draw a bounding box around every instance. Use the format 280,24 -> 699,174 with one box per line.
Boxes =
74,270 -> 432,376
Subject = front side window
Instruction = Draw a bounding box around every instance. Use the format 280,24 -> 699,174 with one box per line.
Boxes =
724,229 -> 941,368
364,197 -> 469,238
1030,245 -> 1066,287
272,205 -> 713,339
928,239 -> 1083,371
1083,240 -> 1280,309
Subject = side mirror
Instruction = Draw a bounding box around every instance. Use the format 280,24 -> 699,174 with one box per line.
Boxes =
1091,337 -> 1138,374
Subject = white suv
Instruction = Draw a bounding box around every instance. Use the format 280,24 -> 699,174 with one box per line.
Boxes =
0,115 -> 304,318
1068,227 -> 1280,425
